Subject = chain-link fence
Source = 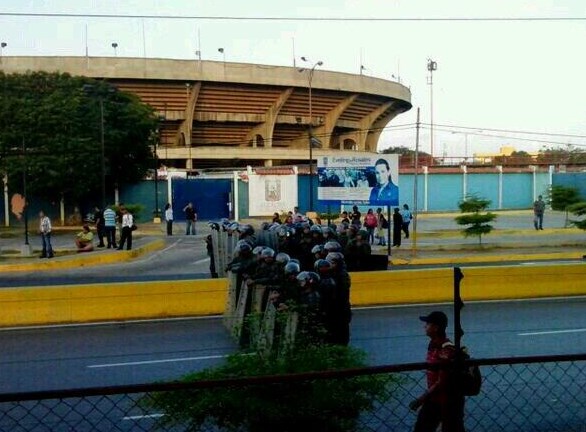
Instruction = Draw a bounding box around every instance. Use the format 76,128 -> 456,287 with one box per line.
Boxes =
1,354 -> 584,432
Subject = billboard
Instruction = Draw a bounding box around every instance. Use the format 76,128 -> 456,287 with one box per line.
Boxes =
317,154 -> 399,206
248,174 -> 298,216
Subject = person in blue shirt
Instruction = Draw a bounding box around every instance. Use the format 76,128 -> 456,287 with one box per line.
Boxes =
369,158 -> 398,205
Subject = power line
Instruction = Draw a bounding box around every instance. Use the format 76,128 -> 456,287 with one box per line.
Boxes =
425,123 -> 586,139
423,126 -> 586,148
1,12 -> 585,22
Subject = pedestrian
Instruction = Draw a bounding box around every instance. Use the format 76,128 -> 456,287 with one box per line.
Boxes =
400,204 -> 412,239
376,207 -> 388,246
75,224 -> 94,253
93,206 -> 106,247
164,203 -> 173,236
363,208 -> 378,244
392,207 -> 403,247
183,202 -> 197,235
409,311 -> 465,432
533,195 -> 545,230
103,205 -> 117,249
117,206 -> 134,251
38,210 -> 54,259
350,205 -> 362,228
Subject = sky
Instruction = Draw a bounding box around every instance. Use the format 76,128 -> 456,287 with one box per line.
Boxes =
1,0 -> 585,161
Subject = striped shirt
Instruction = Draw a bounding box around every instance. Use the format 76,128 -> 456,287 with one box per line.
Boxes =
103,208 -> 116,227
40,216 -> 52,234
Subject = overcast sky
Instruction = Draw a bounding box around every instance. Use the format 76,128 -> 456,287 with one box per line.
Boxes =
1,0 -> 585,160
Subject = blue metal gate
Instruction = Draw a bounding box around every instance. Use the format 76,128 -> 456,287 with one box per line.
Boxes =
172,178 -> 232,221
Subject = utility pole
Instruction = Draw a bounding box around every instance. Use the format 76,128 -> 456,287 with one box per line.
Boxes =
427,59 -> 437,165
413,108 -> 420,255
299,57 -> 323,212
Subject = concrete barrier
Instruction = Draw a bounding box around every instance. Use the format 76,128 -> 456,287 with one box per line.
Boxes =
0,239 -> 166,273
1,264 -> 585,327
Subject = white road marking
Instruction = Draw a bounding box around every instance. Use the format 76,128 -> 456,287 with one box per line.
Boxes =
87,354 -> 227,368
193,257 -> 210,265
519,328 -> 586,336
122,413 -> 165,421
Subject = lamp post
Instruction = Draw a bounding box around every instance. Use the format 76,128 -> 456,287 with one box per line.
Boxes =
0,42 -> 6,61
218,47 -> 225,62
153,115 -> 165,222
22,138 -> 29,248
82,84 -> 112,209
427,59 -> 437,164
111,42 -> 118,56
299,57 -> 323,211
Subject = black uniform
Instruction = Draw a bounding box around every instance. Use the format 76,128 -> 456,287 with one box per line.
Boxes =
330,267 -> 352,345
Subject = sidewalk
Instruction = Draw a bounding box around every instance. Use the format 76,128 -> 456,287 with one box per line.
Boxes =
0,210 -> 584,272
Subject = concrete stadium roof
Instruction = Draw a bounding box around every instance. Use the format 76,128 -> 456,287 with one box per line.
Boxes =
1,56 -> 413,170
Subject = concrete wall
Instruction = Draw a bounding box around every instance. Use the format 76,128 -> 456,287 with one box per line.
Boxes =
1,264 -> 585,327
0,171 -> 569,226
553,173 -> 586,200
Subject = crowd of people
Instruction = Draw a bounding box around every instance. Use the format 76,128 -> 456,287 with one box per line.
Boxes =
37,203 -> 135,258
217,217 -> 352,347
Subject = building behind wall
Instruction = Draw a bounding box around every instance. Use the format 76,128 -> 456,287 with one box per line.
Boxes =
1,56 -> 412,172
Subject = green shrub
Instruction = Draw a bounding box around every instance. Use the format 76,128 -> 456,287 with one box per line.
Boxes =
567,201 -> 586,230
455,195 -> 497,245
113,203 -> 144,222
145,343 -> 393,432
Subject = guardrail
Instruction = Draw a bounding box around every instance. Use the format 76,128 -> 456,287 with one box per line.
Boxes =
1,353 -> 584,431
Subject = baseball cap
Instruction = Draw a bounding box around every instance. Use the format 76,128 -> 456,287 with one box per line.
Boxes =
419,311 -> 448,329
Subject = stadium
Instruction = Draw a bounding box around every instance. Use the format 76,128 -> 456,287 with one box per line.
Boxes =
0,56 -> 412,170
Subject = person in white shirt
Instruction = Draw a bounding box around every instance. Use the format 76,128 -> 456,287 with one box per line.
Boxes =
117,206 -> 134,250
164,203 -> 173,236
38,210 -> 54,259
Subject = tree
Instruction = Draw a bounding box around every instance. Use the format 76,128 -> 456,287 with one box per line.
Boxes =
494,150 -> 533,165
567,202 -> 586,231
537,146 -> 586,165
380,146 -> 435,166
0,71 -> 158,206
548,185 -> 583,227
144,312 -> 390,432
455,195 -> 498,245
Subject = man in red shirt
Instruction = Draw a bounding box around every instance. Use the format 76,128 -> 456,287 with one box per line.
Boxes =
409,311 -> 465,432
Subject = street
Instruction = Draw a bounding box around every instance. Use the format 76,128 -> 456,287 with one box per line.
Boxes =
0,297 -> 584,393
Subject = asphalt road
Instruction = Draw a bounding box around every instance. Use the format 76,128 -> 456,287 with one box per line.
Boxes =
1,297 -> 585,394
1,298 -> 585,431
0,235 -> 214,287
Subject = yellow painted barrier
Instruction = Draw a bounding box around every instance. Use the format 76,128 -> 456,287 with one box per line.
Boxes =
351,264 -> 586,306
0,279 -> 227,327
0,239 -> 166,273
1,264 -> 585,327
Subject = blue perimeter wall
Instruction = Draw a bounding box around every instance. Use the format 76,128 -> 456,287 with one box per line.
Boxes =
3,171 -> 584,225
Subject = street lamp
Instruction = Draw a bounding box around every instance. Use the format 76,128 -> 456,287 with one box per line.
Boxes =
0,42 -> 6,61
22,138 -> 29,249
427,59 -> 437,164
298,57 -> 323,211
218,47 -> 225,62
111,42 -> 118,56
153,114 -> 165,221
82,84 -> 116,209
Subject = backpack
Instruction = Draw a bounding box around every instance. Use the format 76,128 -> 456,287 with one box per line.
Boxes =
443,342 -> 482,396
381,216 -> 389,229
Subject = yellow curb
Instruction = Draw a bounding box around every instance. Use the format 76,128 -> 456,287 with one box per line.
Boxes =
390,252 -> 585,266
3,263 -> 585,327
0,239 -> 166,273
